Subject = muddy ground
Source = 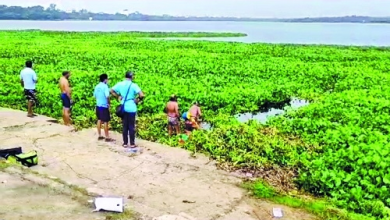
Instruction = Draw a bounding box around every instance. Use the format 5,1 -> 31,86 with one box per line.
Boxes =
0,108 -> 316,220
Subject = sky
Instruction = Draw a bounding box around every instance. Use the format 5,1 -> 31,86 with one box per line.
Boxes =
1,0 -> 389,18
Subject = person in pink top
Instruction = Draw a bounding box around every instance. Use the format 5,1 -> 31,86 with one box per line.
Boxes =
185,101 -> 202,135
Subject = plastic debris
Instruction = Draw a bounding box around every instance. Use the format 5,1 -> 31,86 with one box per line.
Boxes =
92,196 -> 124,213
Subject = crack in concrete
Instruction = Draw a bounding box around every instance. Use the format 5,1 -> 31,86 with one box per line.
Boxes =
1,121 -> 38,130
63,160 -> 99,185
31,133 -> 63,157
160,163 -> 170,174
99,160 -> 146,183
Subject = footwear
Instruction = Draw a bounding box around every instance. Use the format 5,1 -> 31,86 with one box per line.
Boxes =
122,144 -> 129,148
129,145 -> 139,152
98,136 -> 105,141
105,137 -> 115,142
126,146 -> 139,153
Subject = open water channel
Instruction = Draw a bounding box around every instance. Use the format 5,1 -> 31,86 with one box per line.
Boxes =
200,98 -> 310,130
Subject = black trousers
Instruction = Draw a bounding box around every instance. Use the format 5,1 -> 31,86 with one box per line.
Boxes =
122,112 -> 136,145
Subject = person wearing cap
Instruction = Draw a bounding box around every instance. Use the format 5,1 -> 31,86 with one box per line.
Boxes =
110,71 -> 145,150
165,94 -> 180,136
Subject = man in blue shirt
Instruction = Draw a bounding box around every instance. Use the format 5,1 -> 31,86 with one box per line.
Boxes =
110,71 -> 144,150
93,73 -> 114,142
20,60 -> 38,117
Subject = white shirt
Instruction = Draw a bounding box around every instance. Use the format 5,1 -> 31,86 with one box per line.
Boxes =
20,68 -> 37,90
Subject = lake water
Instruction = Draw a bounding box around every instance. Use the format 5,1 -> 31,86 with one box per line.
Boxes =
0,20 -> 390,46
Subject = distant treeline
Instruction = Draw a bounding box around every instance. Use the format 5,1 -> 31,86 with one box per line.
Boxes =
0,4 -> 390,23
281,16 -> 390,23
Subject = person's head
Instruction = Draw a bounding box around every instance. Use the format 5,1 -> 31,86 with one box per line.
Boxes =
99,73 -> 108,84
25,60 -> 33,68
169,94 -> 177,102
62,71 -> 71,79
193,101 -> 199,107
125,71 -> 134,80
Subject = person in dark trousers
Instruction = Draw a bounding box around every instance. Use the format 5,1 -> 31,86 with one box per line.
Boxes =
20,60 -> 38,117
93,73 -> 115,142
110,71 -> 144,150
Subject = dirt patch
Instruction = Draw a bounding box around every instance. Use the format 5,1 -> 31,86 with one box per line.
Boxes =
0,108 -> 317,220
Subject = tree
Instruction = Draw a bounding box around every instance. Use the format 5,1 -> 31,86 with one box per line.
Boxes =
48,3 -> 56,11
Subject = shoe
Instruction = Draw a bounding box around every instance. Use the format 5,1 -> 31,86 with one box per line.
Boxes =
105,138 -> 115,142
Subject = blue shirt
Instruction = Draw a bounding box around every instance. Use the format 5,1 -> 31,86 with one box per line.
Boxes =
111,80 -> 141,113
20,68 -> 37,90
93,82 -> 110,108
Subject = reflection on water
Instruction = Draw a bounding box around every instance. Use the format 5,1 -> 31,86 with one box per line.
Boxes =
235,98 -> 310,124
200,122 -> 212,130
197,98 -> 309,131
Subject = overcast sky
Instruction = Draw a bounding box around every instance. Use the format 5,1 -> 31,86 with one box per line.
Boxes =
1,0 -> 389,18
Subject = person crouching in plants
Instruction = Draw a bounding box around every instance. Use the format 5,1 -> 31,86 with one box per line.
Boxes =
93,73 -> 115,142
110,71 -> 145,150
184,101 -> 202,135
165,94 -> 180,136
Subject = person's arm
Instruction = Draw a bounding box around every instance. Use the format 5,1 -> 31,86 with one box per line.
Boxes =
110,83 -> 121,101
175,103 -> 180,118
64,81 -> 71,99
104,85 -> 110,107
197,107 -> 202,117
134,84 -> 145,104
33,71 -> 38,83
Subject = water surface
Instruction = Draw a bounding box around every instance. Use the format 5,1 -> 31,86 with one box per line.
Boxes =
235,98 -> 310,124
0,20 -> 389,46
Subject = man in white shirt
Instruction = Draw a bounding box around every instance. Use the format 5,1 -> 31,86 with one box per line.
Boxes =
20,60 -> 38,117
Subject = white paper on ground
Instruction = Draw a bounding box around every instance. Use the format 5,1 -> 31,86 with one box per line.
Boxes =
93,197 -> 124,213
272,207 -> 283,218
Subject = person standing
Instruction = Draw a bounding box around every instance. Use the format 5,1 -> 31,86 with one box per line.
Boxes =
59,71 -> 72,126
165,94 -> 180,136
94,73 -> 115,142
20,60 -> 38,117
110,71 -> 144,150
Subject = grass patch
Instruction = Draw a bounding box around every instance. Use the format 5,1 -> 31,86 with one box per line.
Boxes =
105,209 -> 135,220
244,180 -> 375,220
0,160 -> 11,170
